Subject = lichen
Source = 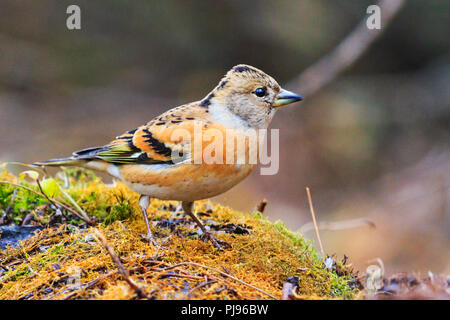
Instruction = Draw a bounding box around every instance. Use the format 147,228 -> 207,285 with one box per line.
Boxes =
0,167 -> 358,300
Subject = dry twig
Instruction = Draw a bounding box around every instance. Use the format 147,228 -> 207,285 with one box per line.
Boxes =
149,261 -> 277,300
305,187 -> 325,257
189,279 -> 218,295
93,228 -> 149,299
61,271 -> 116,300
35,179 -> 62,215
157,272 -> 204,281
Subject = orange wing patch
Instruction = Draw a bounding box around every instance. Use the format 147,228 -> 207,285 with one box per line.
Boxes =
133,127 -> 174,161
133,103 -> 211,162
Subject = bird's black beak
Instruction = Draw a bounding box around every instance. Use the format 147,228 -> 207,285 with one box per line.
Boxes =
274,88 -> 303,107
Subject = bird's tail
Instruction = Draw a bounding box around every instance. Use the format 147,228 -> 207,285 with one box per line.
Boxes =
34,146 -> 105,167
33,157 -> 85,167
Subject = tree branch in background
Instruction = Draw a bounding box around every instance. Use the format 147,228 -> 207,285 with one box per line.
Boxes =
287,0 -> 406,97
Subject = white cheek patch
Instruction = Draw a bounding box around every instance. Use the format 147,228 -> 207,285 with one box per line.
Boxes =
209,103 -> 249,129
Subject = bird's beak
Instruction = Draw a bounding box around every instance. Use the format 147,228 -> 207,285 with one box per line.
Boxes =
273,88 -> 303,107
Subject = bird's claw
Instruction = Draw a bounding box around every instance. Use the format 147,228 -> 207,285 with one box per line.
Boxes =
140,233 -> 162,248
202,232 -> 230,250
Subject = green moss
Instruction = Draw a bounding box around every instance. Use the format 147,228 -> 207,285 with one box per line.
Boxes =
0,180 -> 49,225
103,193 -> 134,225
266,220 -> 356,298
7,268 -> 31,282
0,167 -> 359,300
0,184 -> 14,208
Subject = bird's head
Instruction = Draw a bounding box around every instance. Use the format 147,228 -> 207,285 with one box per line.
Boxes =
205,64 -> 303,128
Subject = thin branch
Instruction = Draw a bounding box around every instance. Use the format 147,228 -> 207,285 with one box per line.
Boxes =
150,261 -> 277,300
56,183 -> 92,223
93,228 -> 149,299
287,0 -> 406,97
36,179 -> 59,210
305,187 -> 325,257
157,273 -> 204,281
61,271 -> 116,300
189,279 -> 218,295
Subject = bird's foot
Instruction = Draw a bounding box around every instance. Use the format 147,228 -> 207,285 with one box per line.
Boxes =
201,232 -> 231,250
140,232 -> 162,248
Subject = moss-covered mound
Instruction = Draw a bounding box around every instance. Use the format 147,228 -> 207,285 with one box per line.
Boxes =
0,167 -> 358,300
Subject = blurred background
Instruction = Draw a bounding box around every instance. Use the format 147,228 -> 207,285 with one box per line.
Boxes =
0,0 -> 448,274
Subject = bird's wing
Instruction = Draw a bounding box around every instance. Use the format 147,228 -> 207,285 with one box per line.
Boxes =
73,104 -> 209,164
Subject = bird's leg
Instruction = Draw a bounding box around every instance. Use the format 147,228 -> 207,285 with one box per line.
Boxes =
182,201 -> 226,250
139,195 -> 159,246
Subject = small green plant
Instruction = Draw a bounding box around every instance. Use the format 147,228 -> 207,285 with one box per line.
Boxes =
103,192 -> 134,225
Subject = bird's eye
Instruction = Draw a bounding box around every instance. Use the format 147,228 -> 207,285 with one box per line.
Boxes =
254,87 -> 266,97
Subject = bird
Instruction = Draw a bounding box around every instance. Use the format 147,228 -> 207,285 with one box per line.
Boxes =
34,64 -> 303,249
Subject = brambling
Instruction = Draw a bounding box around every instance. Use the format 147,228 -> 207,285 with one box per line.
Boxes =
34,64 -> 302,248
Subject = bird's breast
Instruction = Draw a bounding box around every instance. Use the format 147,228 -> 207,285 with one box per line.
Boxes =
118,162 -> 255,201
